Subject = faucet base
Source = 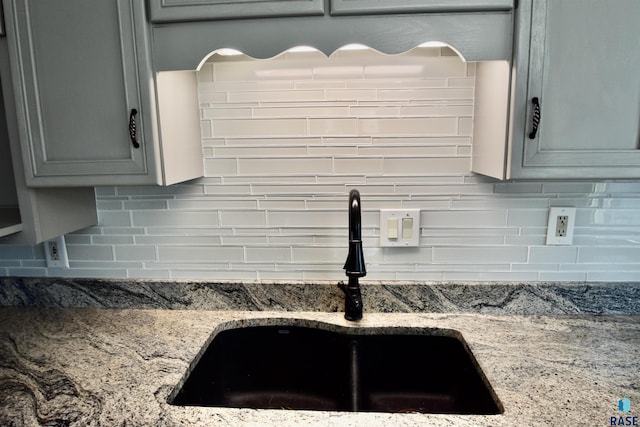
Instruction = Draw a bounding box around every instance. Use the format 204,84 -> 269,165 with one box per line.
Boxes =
338,278 -> 363,321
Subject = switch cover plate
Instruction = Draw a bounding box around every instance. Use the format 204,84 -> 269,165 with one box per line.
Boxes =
380,209 -> 420,247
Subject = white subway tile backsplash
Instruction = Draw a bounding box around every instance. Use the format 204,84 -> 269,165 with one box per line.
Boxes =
171,270 -> 258,280
325,89 -> 378,101
399,105 -> 474,117
359,117 -> 459,136
158,246 -> 244,262
91,236 -> 134,245
204,185 -> 252,195
228,90 -> 325,103
587,272 -> 640,281
292,247 -> 346,263
123,200 -> 168,210
219,211 -> 266,227
458,117 -> 473,136
204,158 -> 238,176
578,247 -> 640,264
396,271 -> 445,280
1,48 -> 639,282
267,211 -> 344,228
221,236 -> 268,245
294,80 -> 346,89
358,145 -> 458,158
426,236 -> 505,246
67,245 -> 114,261
349,105 -> 401,117
223,137 -> 321,147
602,182 -> 640,193
313,65 -> 364,79
0,246 -> 35,260
308,118 -> 358,136
97,200 -> 124,210
505,235 -> 547,246
333,158 -> 383,175
506,210 -> 549,227
252,105 -> 351,118
383,157 -> 470,175
99,227 -> 146,236
200,80 -> 294,92
371,136 -> 468,146
529,247 -> 578,264
246,247 -> 291,263
377,88 -> 473,101
308,146 -> 359,156
347,79 -> 448,89
135,235 -> 223,245
382,248 -> 432,263
541,182 -> 596,194
422,210 -> 508,228
97,211 -> 132,227
114,246 -> 157,262
252,184 -> 343,196
214,146 -> 309,157
203,107 -> 252,119
212,118 -> 307,137
434,247 -> 528,264
132,211 -> 219,227
443,271 -> 540,281
237,158 -> 333,175
397,184 -> 493,196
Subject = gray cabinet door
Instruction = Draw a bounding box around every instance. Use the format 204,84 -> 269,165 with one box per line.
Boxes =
149,0 -> 325,23
513,0 -> 640,178
4,0 -> 156,186
330,0 -> 513,15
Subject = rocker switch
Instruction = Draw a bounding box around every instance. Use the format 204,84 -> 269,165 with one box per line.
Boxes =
387,218 -> 399,239
402,218 -> 413,239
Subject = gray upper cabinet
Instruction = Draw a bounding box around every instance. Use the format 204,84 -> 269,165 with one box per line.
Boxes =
3,0 -> 203,187
330,0 -> 513,15
151,4 -> 513,71
1,38 -> 97,244
149,0 -> 325,23
511,0 -> 640,179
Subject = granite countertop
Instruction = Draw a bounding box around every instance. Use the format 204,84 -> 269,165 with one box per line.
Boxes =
1,307 -> 638,426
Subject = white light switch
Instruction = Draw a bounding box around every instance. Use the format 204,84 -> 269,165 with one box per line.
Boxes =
387,218 -> 399,239
402,218 -> 413,239
379,209 -> 420,247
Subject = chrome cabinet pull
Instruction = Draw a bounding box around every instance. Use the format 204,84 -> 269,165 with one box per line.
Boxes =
528,97 -> 541,139
129,109 -> 140,149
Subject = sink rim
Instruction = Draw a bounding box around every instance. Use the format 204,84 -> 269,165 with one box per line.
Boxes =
168,317 -> 504,414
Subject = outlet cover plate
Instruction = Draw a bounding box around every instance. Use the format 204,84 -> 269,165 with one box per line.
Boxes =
546,207 -> 576,245
380,209 -> 420,247
45,235 -> 70,268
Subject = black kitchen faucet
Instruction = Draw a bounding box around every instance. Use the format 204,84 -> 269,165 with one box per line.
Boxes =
338,189 -> 365,321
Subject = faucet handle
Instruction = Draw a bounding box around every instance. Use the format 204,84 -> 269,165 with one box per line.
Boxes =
338,281 -> 363,321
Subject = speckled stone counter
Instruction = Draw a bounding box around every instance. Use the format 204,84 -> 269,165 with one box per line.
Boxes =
1,308 -> 638,426
1,278 -> 639,425
2,278 -> 640,314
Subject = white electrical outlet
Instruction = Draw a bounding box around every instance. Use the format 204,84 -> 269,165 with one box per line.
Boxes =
546,207 -> 576,245
45,235 -> 70,268
380,209 -> 420,247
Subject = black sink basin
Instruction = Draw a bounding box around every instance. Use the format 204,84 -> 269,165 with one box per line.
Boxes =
169,323 -> 503,415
